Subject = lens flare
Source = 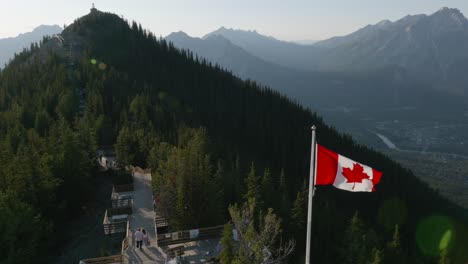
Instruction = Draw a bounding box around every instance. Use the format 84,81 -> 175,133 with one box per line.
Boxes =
439,229 -> 452,251
415,215 -> 453,256
90,58 -> 97,65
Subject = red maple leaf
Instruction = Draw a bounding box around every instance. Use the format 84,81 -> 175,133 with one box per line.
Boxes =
342,163 -> 370,189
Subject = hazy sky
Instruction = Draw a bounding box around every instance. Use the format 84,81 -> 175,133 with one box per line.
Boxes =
1,0 -> 467,41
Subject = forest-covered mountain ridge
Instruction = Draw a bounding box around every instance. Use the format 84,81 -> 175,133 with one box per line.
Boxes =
0,9 -> 466,263
0,24 -> 62,68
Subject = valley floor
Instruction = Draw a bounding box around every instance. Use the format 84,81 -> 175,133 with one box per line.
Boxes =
384,149 -> 468,209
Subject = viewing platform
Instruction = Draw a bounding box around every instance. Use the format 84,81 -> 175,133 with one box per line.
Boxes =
80,166 -> 223,264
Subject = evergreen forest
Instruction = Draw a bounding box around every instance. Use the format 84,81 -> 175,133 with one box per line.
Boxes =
0,10 -> 466,263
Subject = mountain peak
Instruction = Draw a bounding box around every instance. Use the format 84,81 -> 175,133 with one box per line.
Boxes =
167,31 -> 190,39
208,27 -> 262,36
33,25 -> 62,31
435,7 -> 460,14
430,7 -> 467,26
375,19 -> 392,28
14,25 -> 62,39
211,26 -> 232,34
432,7 -> 466,18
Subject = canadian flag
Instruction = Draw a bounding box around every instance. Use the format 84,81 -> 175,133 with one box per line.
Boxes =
315,144 -> 382,192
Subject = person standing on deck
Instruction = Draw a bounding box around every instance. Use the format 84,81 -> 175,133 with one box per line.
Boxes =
135,228 -> 143,249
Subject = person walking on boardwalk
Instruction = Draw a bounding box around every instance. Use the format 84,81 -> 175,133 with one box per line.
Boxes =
142,228 -> 149,247
135,228 -> 143,249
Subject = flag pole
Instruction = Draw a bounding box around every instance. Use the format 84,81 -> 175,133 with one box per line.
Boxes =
305,125 -> 317,264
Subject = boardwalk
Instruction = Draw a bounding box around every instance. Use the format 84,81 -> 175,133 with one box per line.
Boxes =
81,166 -> 222,264
124,171 -> 165,263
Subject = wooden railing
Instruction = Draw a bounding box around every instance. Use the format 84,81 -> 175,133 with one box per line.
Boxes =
111,197 -> 132,208
157,225 -> 224,247
80,254 -> 123,264
121,221 -> 131,254
103,221 -> 128,235
155,215 -> 169,228
103,210 -> 110,224
107,206 -> 132,217
166,245 -> 185,259
121,237 -> 129,256
113,183 -> 134,193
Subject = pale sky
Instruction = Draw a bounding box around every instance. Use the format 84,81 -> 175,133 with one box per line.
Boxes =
0,0 -> 467,41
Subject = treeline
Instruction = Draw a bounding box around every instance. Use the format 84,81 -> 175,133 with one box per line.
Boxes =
0,9 -> 466,263
0,50 -> 97,262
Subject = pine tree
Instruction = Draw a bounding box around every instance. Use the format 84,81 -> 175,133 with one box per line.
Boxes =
244,162 -> 260,203
0,191 -> 47,263
219,223 -> 235,264
212,160 -> 226,217
291,188 -> 307,244
385,224 -> 404,264
228,199 -> 295,264
341,212 -> 380,264
278,169 -> 291,220
115,126 -> 135,165
369,248 -> 383,264
231,155 -> 241,203
261,168 -> 273,209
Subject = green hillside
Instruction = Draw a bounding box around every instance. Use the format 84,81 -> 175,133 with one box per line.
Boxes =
0,10 -> 466,263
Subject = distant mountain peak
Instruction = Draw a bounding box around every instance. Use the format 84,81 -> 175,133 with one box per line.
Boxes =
399,14 -> 426,23
210,27 -> 260,35
430,7 -> 467,27
432,7 -> 466,20
435,7 -> 460,14
166,31 -> 190,38
376,19 -> 392,27
34,24 -> 62,31
13,25 -> 62,38
210,26 -> 232,34
210,27 -> 269,38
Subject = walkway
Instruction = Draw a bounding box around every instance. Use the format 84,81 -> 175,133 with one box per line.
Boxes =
124,171 -> 165,263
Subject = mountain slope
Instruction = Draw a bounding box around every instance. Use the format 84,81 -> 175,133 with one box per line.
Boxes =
0,9 -> 466,263
166,31 -> 293,81
0,25 -> 62,68
167,31 -> 467,128
204,27 -> 320,71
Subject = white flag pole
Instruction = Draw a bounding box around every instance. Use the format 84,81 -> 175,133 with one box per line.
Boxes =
305,125 -> 317,264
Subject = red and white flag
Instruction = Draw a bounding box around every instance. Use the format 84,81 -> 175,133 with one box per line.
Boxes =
315,144 -> 382,192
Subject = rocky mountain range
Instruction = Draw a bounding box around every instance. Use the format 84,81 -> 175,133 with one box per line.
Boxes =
314,7 -> 468,91
166,7 -> 468,155
200,7 -> 468,93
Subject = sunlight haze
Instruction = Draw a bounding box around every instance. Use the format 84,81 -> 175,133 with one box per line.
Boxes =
0,0 -> 467,41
